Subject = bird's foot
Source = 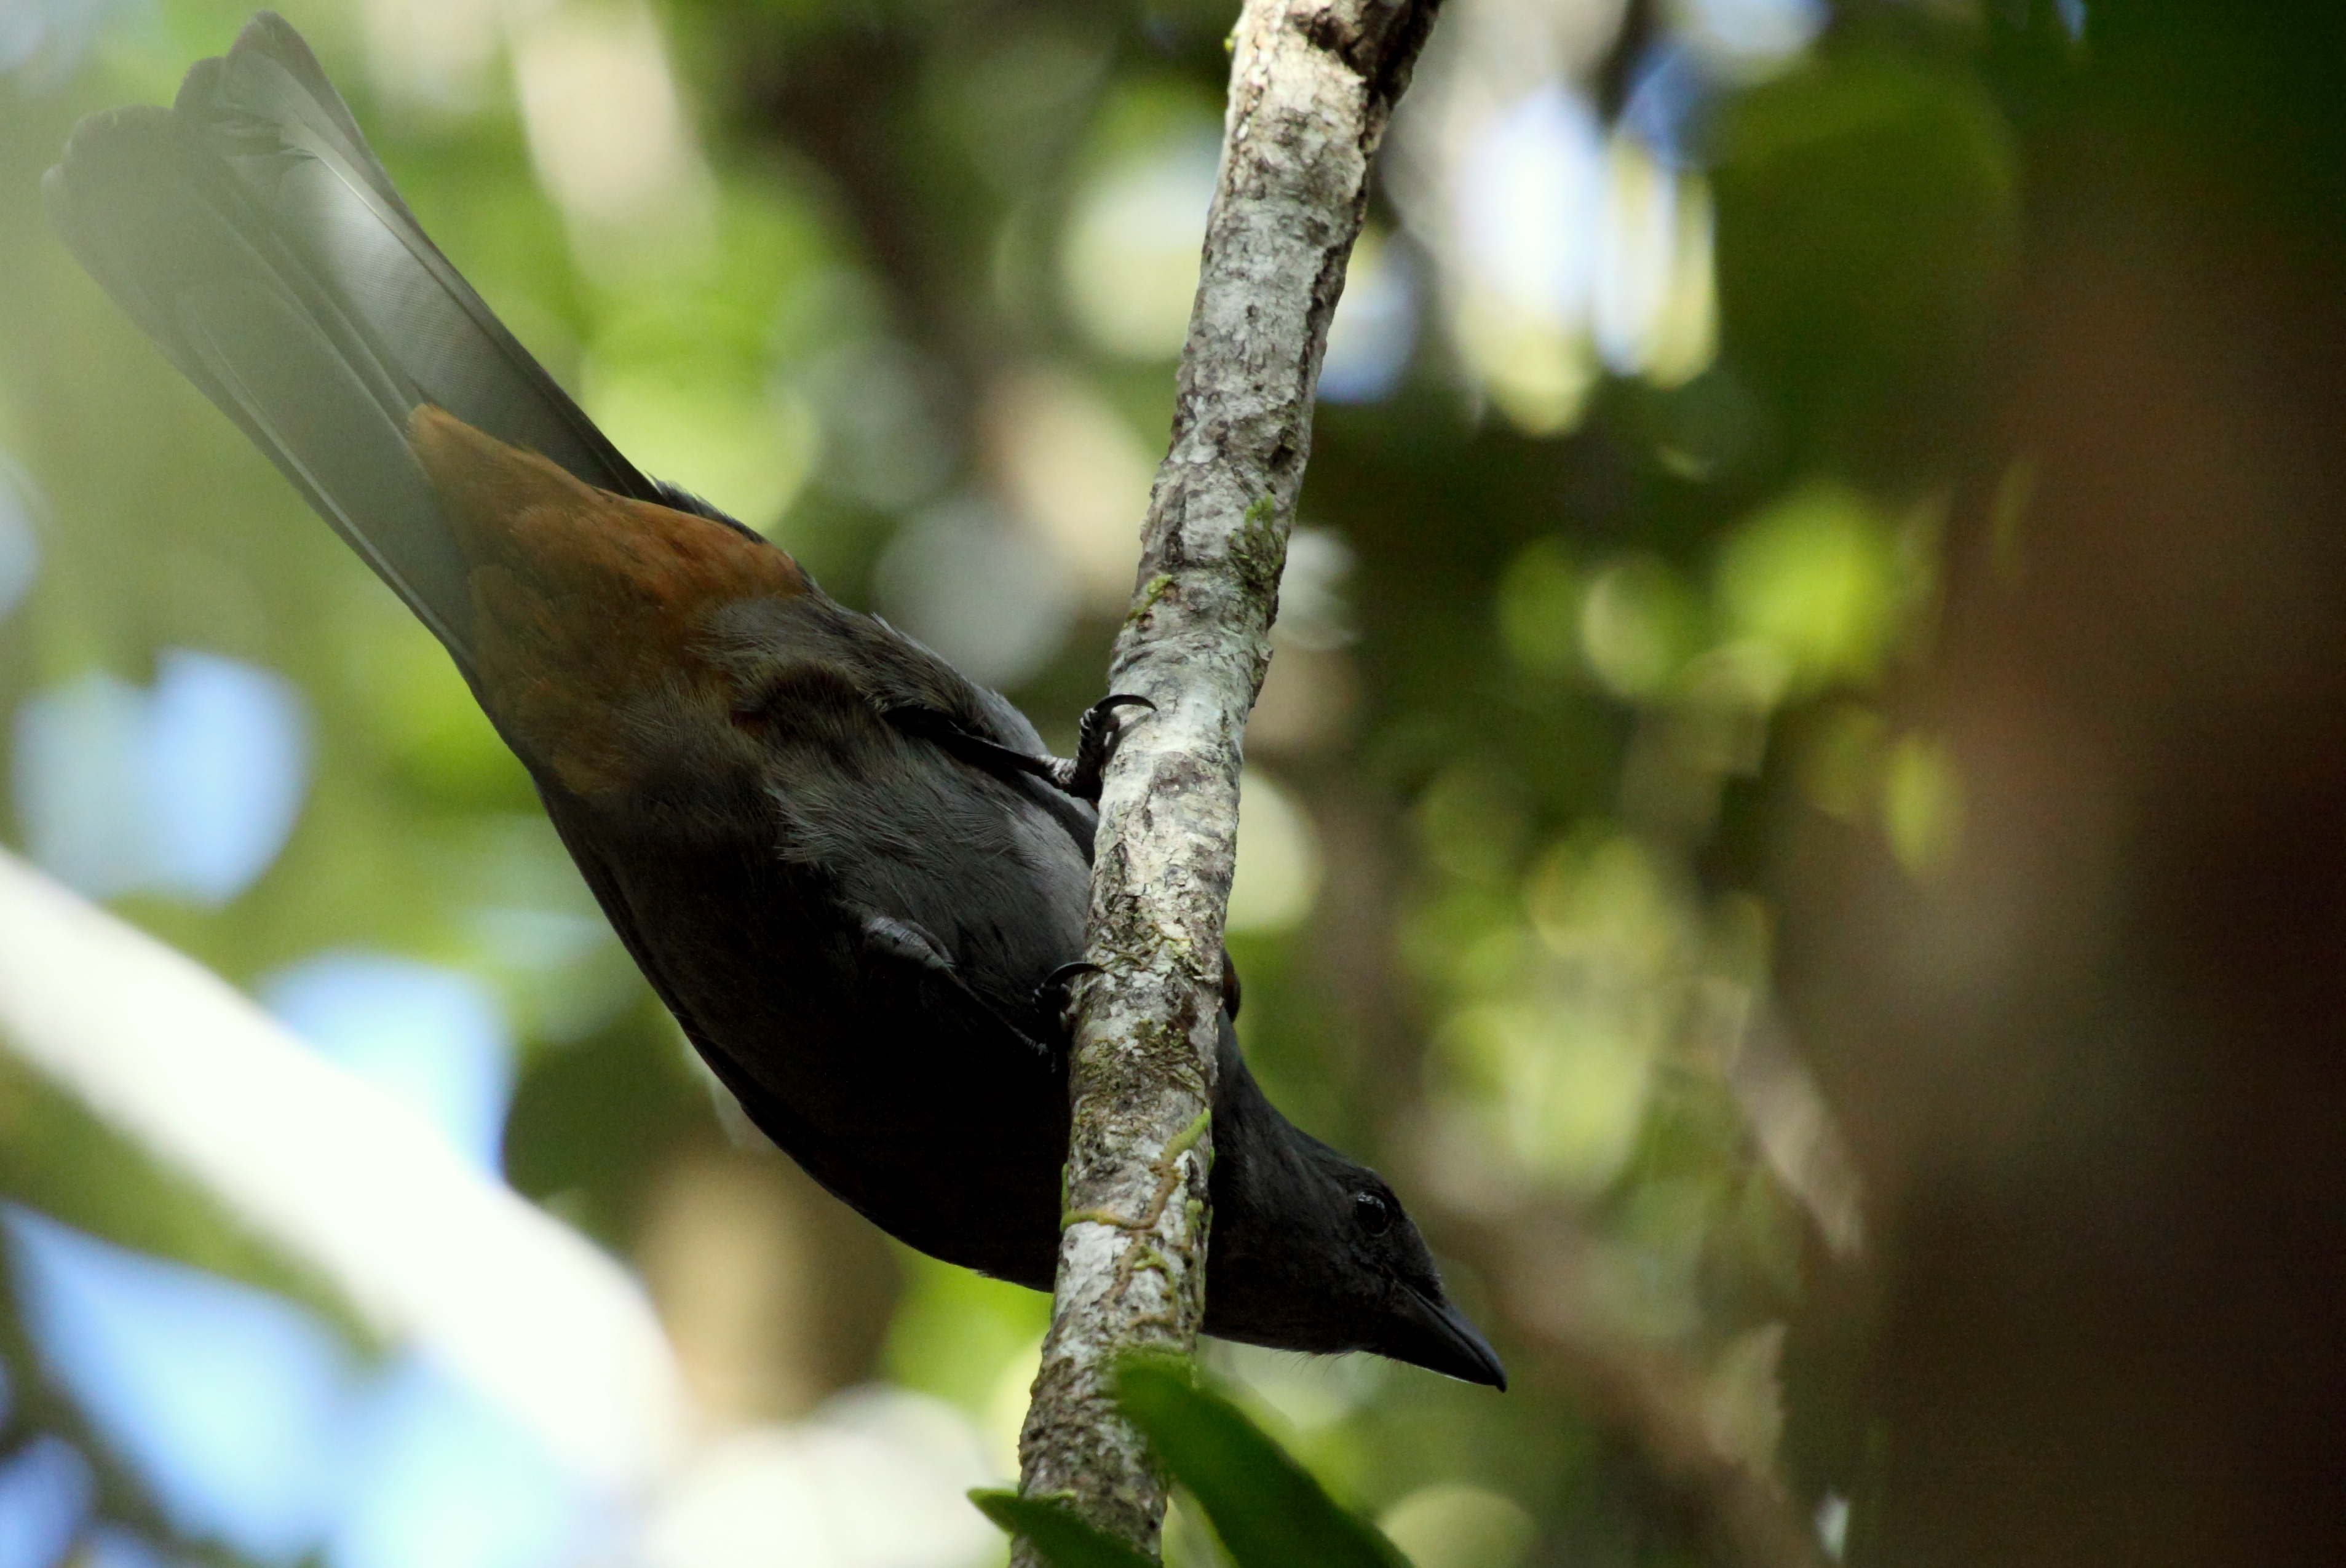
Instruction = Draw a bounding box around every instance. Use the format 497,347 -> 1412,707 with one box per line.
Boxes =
1046,695 -> 1154,801
1034,960 -> 1103,1031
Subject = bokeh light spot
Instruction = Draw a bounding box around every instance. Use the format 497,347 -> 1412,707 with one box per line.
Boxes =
583,369 -> 817,536
1525,832 -> 1689,980
12,652 -> 311,908
1460,84 -> 1601,326
1580,553 -> 1704,700
1227,769 -> 1321,935
1496,537 -> 1580,676
1272,529 -> 1358,654
1882,733 -> 1964,881
1799,704 -> 1889,822
1452,82 -> 1604,433
1715,483 -> 1900,694
1321,229 -> 1420,403
1593,137 -> 1718,387
513,0 -> 715,269
261,954 -> 515,1172
873,497 -> 1076,690
1440,1002 -> 1654,1191
0,1435 -> 91,1568
1415,766 -> 1534,890
986,367 -> 1155,609
0,456 -> 39,625
1379,1481 -> 1534,1568
1675,0 -> 1828,74
4,1209 -> 357,1564
1061,134 -> 1219,360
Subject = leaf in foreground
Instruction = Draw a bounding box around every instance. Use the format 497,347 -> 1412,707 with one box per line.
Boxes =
970,1488 -> 1159,1568
1114,1355 -> 1410,1568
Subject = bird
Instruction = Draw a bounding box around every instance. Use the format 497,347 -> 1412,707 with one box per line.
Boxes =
45,11 -> 1505,1390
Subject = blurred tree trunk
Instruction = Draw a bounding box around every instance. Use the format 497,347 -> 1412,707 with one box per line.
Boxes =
1782,10 -> 2346,1564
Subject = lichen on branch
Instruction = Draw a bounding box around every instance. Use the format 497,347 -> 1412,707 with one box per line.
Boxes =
1010,0 -> 1446,1557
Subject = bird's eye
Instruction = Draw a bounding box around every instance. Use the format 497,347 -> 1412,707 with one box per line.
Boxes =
1354,1192 -> 1393,1236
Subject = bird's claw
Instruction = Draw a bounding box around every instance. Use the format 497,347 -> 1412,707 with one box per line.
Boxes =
1047,694 -> 1155,801
1034,960 -> 1104,1029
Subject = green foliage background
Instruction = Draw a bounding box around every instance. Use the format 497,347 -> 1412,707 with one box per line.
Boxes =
11,1 -> 2280,1565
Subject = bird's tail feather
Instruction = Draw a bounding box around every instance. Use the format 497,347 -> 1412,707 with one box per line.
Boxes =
43,12 -> 661,671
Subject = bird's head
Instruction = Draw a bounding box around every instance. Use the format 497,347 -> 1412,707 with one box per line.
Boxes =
1207,1077 -> 1505,1390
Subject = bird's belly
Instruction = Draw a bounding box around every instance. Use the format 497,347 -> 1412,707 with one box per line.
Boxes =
573,817 -> 1070,1288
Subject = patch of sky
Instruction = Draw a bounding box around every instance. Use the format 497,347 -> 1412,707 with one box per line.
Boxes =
1457,84 -> 1604,327
0,0 -> 148,90
1619,41 -> 1717,169
328,1357 -> 593,1568
4,1211 -> 592,1568
11,651 -> 310,907
1674,0 -> 1828,73
260,954 -> 515,1173
4,1207 -> 357,1562
1320,234 -> 1419,404
0,456 -> 39,624
0,1435 -> 91,1568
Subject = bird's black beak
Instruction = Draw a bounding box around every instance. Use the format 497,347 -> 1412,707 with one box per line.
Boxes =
1389,1281 -> 1508,1390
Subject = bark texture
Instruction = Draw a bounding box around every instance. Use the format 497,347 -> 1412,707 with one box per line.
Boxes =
1011,0 -> 1443,1553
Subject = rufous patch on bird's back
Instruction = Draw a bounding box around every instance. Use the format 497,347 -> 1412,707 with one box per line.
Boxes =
405,406 -> 807,799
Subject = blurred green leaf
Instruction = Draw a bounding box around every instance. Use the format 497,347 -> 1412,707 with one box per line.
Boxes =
1713,54 -> 2019,466
1114,1355 -> 1410,1568
883,1250 -> 1050,1412
1580,553 -> 1706,700
1494,537 -> 1580,678
1714,480 -> 1902,693
970,1488 -> 1159,1568
1377,1482 -> 1534,1568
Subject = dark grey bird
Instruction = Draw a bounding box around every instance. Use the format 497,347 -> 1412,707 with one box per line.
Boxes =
44,12 -> 1504,1388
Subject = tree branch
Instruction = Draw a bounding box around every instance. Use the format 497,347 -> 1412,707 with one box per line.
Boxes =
1012,0 -> 1443,1553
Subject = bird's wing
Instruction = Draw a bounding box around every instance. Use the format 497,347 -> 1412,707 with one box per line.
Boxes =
880,703 -> 1101,855
42,12 -> 676,671
847,906 -> 1058,1056
541,803 -> 898,1208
